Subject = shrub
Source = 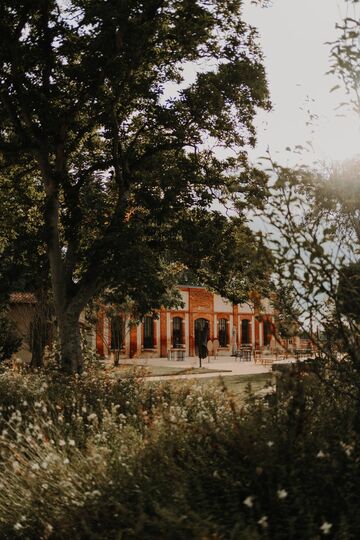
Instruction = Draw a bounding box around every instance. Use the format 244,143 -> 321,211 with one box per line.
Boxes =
0,314 -> 22,363
0,365 -> 359,539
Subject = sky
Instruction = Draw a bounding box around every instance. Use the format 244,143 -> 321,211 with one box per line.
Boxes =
243,0 -> 360,167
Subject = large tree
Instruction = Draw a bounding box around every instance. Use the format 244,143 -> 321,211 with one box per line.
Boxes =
0,0 -> 269,373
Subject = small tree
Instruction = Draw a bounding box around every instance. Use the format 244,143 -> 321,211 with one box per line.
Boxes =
260,157 -> 360,406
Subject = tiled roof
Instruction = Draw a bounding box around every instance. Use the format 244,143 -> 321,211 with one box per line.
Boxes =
9,292 -> 37,304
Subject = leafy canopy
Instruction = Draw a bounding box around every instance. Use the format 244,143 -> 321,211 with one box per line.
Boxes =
0,0 -> 270,321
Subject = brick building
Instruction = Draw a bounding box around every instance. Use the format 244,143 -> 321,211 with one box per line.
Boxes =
96,286 -> 276,359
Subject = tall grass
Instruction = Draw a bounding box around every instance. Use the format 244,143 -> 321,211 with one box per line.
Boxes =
0,364 -> 359,539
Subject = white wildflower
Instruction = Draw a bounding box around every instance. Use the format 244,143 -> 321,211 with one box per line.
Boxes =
243,496 -> 255,508
68,439 -> 75,447
340,442 -> 353,457
277,489 -> 288,500
317,450 -> 326,458
267,441 -> 274,448
320,521 -> 332,535
59,439 -> 66,447
258,516 -> 268,528
63,458 -> 70,465
14,522 -> 23,531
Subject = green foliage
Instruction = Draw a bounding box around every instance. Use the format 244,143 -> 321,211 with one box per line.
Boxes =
0,0 -> 271,369
337,260 -> 360,322
0,1 -> 270,291
0,167 -> 47,304
262,160 -> 360,398
258,0 -> 360,398
309,160 -> 360,243
0,365 -> 359,538
0,313 -> 21,362
168,212 -> 274,304
271,285 -> 301,339
328,4 -> 360,115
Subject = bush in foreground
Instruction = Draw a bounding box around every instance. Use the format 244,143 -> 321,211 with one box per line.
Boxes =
0,365 -> 359,539
0,314 -> 22,363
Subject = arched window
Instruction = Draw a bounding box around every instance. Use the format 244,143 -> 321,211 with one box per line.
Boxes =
111,316 -> 124,350
173,317 -> 182,348
218,318 -> 228,347
241,319 -> 250,344
143,316 -> 154,348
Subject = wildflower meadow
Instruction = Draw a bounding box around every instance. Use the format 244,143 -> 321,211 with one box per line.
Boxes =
0,362 -> 359,539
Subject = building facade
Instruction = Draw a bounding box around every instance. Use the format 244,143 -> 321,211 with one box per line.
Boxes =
96,286 -> 277,359
8,287 -> 313,363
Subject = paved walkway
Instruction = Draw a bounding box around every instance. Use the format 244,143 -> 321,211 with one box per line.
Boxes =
110,355 -> 274,381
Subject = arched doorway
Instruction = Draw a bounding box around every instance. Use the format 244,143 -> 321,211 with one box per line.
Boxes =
194,318 -> 209,356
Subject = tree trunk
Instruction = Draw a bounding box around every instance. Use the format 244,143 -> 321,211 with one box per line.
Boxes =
114,348 -> 120,367
42,164 -> 102,374
58,309 -> 83,374
30,323 -> 45,369
43,174 -> 84,374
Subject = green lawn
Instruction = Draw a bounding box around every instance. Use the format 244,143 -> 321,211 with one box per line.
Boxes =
215,372 -> 274,399
111,364 -> 231,377
110,365 -> 274,402
146,371 -> 274,402
179,372 -> 274,401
